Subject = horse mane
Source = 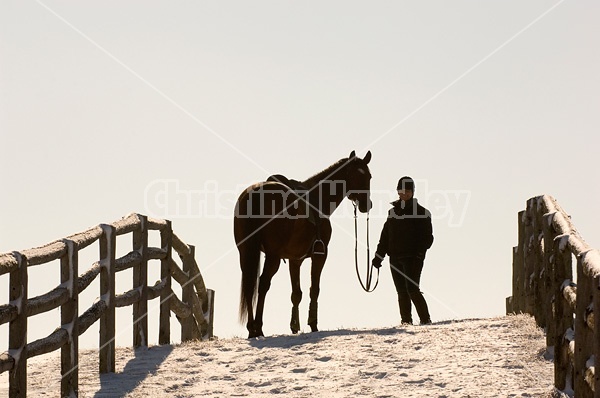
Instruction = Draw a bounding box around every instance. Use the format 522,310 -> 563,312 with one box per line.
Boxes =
301,158 -> 349,188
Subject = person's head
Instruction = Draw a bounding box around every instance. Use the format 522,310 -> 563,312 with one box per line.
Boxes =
397,176 -> 414,201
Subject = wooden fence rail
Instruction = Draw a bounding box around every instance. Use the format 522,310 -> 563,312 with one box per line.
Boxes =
0,213 -> 215,398
507,195 -> 600,397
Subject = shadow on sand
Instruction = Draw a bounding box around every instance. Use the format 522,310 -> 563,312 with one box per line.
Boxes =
246,318 -> 487,349
93,345 -> 173,398
248,325 -> 416,349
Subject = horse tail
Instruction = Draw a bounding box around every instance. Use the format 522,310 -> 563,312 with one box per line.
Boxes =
235,190 -> 262,324
237,231 -> 261,324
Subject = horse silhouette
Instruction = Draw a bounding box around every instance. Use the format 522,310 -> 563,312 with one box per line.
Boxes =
234,150 -> 372,338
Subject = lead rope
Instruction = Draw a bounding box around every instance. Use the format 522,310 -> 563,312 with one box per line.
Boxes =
354,201 -> 379,292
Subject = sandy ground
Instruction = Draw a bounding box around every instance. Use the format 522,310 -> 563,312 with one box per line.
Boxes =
1,315 -> 557,397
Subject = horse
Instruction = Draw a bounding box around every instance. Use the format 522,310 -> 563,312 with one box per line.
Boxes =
234,150 -> 372,338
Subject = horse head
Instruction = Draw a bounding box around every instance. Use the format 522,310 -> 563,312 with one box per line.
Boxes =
345,150 -> 372,213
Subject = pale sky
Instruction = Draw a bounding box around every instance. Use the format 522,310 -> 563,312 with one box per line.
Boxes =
1,1 -> 599,349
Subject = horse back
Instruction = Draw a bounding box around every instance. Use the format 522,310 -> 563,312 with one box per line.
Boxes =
234,181 -> 319,259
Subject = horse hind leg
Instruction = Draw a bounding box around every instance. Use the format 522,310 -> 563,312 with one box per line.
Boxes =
253,255 -> 281,337
244,298 -> 257,338
289,260 -> 303,334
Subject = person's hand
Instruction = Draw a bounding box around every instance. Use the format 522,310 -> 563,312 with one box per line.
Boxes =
372,257 -> 383,269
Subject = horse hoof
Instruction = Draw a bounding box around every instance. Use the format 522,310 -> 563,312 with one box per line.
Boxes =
291,329 -> 299,335
248,330 -> 265,339
309,324 -> 318,332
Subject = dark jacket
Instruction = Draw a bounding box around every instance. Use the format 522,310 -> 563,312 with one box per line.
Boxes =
374,198 -> 434,261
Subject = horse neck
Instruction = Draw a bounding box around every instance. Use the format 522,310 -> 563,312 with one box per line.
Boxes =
302,165 -> 348,217
312,180 -> 347,217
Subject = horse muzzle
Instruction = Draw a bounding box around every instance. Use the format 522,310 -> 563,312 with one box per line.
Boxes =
358,198 -> 372,213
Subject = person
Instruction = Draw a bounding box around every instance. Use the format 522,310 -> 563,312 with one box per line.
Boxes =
372,176 -> 433,325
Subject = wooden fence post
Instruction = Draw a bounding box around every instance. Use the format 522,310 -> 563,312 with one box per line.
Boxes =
553,235 -> 573,391
159,221 -> 172,345
99,224 -> 116,373
181,245 -> 200,342
533,198 -> 546,328
205,289 -> 215,340
574,254 -> 594,397
524,199 -> 536,315
9,252 -> 27,398
542,212 -> 556,348
507,246 -> 517,314
133,215 -> 149,348
61,240 -> 79,397
515,210 -> 526,313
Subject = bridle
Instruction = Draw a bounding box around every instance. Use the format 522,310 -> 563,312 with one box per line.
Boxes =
352,200 -> 379,292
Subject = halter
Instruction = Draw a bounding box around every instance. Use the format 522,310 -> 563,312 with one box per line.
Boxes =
353,201 -> 379,292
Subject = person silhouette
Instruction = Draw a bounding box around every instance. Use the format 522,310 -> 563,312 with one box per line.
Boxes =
372,176 -> 433,325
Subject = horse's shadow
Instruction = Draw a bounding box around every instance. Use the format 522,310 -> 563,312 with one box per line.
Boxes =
93,345 -> 173,398
248,326 -> 416,349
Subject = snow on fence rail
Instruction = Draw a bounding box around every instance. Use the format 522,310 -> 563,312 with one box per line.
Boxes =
0,213 -> 215,398
507,195 -> 600,397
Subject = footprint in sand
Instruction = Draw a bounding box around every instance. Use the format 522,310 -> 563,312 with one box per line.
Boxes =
245,380 -> 272,387
291,368 -> 308,373
359,371 -> 387,379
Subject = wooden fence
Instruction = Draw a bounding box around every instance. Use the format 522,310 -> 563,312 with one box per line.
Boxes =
507,195 -> 600,397
0,213 -> 215,398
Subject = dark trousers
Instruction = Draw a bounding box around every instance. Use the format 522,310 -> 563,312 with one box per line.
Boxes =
390,256 -> 431,324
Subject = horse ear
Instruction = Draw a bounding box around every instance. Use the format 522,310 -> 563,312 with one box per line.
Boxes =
363,151 -> 371,164
349,150 -> 356,159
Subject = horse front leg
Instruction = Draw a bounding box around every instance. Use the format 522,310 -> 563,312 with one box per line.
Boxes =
308,254 -> 326,332
289,259 -> 303,334
252,255 -> 280,338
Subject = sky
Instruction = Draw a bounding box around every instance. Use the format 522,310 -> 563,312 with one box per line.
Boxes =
1,1 -> 598,349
